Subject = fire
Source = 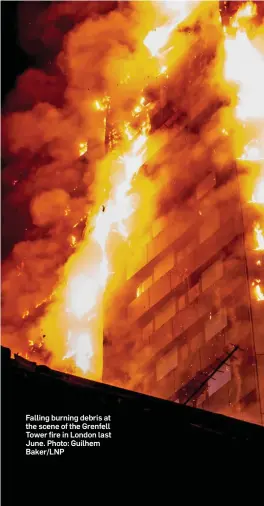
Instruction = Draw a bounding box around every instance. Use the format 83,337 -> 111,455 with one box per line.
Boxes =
240,142 -> 263,162
50,133 -> 149,376
252,281 -> 264,301
232,2 -> 257,27
144,22 -> 177,58
70,235 -> 77,248
254,223 -> 264,251
36,0 -> 201,378
159,65 -> 168,76
143,1 -> 196,58
255,285 -> 264,301
3,1 -> 234,376
79,142 -> 87,157
252,179 -> 264,204
94,97 -> 110,112
223,3 -> 264,303
224,32 -> 264,121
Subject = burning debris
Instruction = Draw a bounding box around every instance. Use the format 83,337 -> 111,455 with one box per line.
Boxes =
2,1 -> 264,382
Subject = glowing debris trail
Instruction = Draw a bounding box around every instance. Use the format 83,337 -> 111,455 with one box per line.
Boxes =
62,134 -> 148,377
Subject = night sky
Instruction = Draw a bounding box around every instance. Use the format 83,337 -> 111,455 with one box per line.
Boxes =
1,2 -> 31,103
2,2 -> 31,259
1,1 -> 119,261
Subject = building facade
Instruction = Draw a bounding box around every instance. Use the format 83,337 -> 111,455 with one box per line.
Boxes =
103,22 -> 264,426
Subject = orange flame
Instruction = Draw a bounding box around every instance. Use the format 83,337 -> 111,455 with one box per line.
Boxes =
20,1 -> 213,378
36,0 -> 202,379
232,2 -> 257,28
252,279 -> 264,301
144,22 -> 177,58
144,2 -> 198,60
252,179 -> 264,204
94,97 -> 110,112
255,285 -> 264,301
254,223 -> 264,251
224,3 -> 264,304
240,142 -> 264,162
224,32 -> 264,121
47,133 -> 150,378
79,142 -> 88,157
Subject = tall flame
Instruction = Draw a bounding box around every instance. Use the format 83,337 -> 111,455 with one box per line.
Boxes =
252,280 -> 264,301
224,31 -> 264,121
252,179 -> 264,204
144,1 -> 198,60
36,0 -> 199,378
255,284 -> 264,301
223,2 -> 264,303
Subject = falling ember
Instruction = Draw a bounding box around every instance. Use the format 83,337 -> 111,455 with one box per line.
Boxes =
254,223 -> 264,251
70,235 -> 77,248
79,142 -> 88,157
159,65 -> 168,76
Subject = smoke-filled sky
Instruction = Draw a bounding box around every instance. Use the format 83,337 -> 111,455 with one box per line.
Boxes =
2,1 -> 125,355
2,1 -> 118,255
2,0 -> 175,358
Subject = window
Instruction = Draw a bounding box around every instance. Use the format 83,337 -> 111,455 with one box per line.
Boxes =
208,366 -> 231,397
152,215 -> 167,238
201,259 -> 223,292
188,283 -> 200,304
178,294 -> 186,311
136,275 -> 153,298
156,345 -> 178,381
199,208 -> 220,243
127,246 -> 148,279
153,252 -> 174,283
196,172 -> 216,200
205,308 -> 227,342
155,297 -> 176,331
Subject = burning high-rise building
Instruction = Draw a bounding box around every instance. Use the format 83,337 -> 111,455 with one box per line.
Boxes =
2,2 -> 264,426
102,1 -> 264,426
